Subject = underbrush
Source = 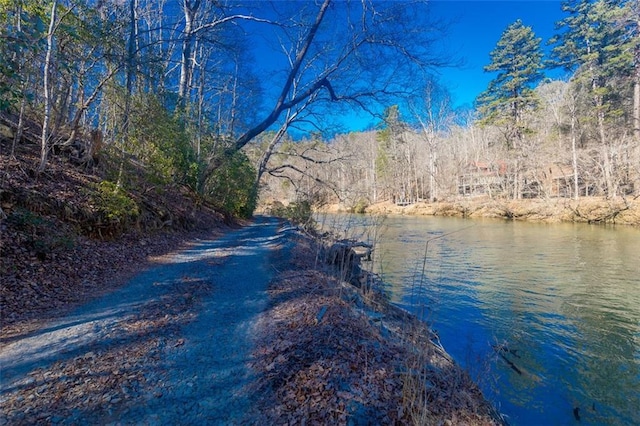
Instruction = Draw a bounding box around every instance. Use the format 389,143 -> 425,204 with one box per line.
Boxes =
0,138 -> 226,329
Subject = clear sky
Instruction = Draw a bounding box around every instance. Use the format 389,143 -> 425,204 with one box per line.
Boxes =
245,1 -> 569,134
431,0 -> 566,109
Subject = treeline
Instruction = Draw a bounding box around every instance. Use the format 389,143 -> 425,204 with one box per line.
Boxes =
1,0 -> 443,218
2,1 -> 638,216
255,0 -> 640,209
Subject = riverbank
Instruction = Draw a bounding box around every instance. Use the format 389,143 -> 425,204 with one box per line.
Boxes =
320,196 -> 640,226
0,218 -> 503,425
251,229 -> 504,424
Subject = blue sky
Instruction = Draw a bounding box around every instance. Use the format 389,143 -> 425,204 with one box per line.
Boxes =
339,1 -> 569,131
245,1 -> 569,134
431,0 -> 566,109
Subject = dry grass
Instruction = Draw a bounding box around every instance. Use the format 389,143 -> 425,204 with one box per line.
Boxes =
324,196 -> 640,226
250,231 -> 504,425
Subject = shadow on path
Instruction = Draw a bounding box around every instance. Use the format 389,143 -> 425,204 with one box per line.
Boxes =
0,216 -> 292,424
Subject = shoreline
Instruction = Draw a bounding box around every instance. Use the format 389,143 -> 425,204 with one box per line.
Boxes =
251,227 -> 505,424
317,196 -> 640,226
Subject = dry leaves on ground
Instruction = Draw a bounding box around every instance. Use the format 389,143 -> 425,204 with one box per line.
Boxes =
0,277 -> 214,425
250,234 -> 503,425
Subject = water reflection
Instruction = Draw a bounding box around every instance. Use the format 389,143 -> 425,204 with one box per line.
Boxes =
317,214 -> 640,426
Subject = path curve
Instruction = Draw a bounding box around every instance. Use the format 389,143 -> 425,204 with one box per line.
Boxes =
0,216 -> 290,424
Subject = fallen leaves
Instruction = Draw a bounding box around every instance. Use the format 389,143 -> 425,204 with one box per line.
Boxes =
1,139 -> 226,339
0,278 -> 214,425
249,235 -> 502,425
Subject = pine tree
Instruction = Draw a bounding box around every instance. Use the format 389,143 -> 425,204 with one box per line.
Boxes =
477,20 -> 544,149
548,0 -> 631,99
548,0 -> 634,195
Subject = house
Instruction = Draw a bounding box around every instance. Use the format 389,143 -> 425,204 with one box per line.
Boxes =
458,161 -> 507,197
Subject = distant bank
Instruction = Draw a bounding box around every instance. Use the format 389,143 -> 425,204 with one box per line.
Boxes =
318,196 -> 640,226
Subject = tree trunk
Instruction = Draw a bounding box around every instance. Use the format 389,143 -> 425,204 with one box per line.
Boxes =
233,0 -> 331,151
571,106 -> 579,200
634,59 -> 639,196
178,0 -> 200,109
254,123 -> 288,196
12,95 -> 26,156
11,5 -> 24,156
39,0 -> 58,173
634,8 -> 640,143
597,106 -> 615,197
117,0 -> 138,188
429,144 -> 437,202
634,72 -> 639,142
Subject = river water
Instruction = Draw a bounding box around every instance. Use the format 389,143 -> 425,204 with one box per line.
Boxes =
316,214 -> 640,426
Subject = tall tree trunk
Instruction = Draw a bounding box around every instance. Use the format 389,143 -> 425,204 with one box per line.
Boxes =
117,0 -> 138,187
571,105 -> 579,200
634,7 -> 640,143
430,149 -> 437,202
634,70 -> 639,142
12,3 -> 25,156
631,1 -> 640,195
178,0 -> 200,109
596,105 -> 615,197
39,0 -> 58,173
634,49 -> 640,196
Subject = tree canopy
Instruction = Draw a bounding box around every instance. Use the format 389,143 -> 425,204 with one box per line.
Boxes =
477,19 -> 544,149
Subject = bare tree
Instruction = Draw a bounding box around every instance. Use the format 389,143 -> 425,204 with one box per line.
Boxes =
411,79 -> 454,202
186,0 -> 449,199
39,0 -> 59,172
176,0 -> 272,110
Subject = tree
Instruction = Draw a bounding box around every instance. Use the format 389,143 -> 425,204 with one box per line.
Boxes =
549,0 -> 635,196
39,0 -> 59,172
477,19 -> 544,150
175,0 -> 271,111
376,105 -> 411,203
411,79 -> 454,202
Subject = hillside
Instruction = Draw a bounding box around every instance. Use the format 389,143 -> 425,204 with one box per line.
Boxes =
0,135 -> 228,335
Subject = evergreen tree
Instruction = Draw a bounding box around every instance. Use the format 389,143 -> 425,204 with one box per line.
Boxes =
376,105 -> 409,202
477,20 -> 544,149
548,0 -> 634,195
548,0 -> 631,99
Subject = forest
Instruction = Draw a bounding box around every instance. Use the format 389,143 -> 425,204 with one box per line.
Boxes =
1,0 -> 639,219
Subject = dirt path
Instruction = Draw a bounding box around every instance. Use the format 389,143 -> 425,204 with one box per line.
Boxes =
0,216 -> 292,425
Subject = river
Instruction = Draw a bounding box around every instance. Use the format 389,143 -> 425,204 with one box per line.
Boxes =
316,214 -> 640,426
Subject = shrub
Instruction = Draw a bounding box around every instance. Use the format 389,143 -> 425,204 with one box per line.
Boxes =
351,198 -> 369,214
91,180 -> 139,227
270,200 -> 315,229
204,151 -> 257,219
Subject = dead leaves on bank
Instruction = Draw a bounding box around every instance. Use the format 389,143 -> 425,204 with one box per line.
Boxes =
250,239 -> 502,426
251,269 -> 405,424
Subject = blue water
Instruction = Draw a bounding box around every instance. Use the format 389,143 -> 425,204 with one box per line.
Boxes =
317,214 -> 640,426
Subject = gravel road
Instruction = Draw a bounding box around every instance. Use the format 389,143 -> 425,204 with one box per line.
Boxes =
0,216 -> 292,424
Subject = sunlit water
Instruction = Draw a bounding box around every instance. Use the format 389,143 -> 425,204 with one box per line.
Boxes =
316,214 -> 640,426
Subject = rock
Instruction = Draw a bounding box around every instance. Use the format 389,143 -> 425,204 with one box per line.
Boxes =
326,242 -> 362,286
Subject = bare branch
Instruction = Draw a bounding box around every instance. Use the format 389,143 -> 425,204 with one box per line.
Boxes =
234,0 -> 332,150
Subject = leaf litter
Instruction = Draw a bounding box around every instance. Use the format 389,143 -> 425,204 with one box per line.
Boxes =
248,233 -> 504,425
